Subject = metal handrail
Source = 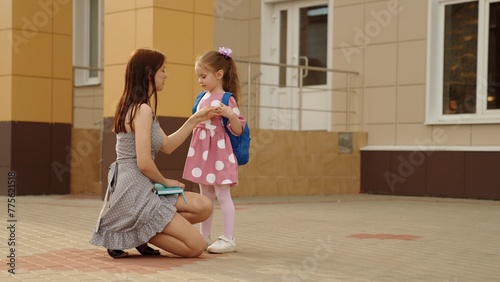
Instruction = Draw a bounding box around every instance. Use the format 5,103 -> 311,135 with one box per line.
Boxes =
234,59 -> 359,131
233,59 -> 359,75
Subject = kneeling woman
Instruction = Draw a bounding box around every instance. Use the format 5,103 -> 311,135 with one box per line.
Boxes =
90,48 -> 217,258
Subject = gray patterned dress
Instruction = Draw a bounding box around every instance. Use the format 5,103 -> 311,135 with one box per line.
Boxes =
90,118 -> 178,250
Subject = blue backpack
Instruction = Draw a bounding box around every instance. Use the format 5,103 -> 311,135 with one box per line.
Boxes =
192,91 -> 251,165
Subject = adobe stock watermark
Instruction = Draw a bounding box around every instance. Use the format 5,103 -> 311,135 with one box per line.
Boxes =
281,235 -> 335,281
214,0 -> 243,19
339,0 -> 405,63
384,129 -> 448,192
51,125 -> 108,183
8,0 -> 71,54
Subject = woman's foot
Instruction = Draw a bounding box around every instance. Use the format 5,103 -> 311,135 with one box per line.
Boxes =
107,249 -> 128,259
135,243 -> 161,256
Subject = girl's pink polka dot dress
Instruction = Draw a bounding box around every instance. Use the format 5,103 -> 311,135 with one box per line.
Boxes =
183,92 -> 247,186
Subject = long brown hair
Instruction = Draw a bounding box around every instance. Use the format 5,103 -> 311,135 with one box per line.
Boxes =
114,48 -> 165,133
196,50 -> 241,101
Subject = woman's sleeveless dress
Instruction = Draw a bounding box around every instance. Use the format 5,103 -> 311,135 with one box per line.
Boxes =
90,118 -> 178,250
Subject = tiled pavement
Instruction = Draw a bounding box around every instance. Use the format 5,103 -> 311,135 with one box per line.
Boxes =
1,193 -> 499,281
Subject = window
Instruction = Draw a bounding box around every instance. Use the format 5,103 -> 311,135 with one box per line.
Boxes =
299,5 -> 328,86
426,0 -> 500,124
73,0 -> 102,86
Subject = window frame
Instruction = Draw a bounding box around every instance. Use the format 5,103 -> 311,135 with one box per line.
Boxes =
73,0 -> 102,87
426,0 -> 500,125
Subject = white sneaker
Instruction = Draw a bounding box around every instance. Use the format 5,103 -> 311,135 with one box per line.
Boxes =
207,235 -> 236,253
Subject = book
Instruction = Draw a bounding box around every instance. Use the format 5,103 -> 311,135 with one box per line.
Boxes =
154,184 -> 188,203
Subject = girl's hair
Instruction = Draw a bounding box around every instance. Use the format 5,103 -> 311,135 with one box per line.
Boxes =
114,48 -> 165,133
196,50 -> 241,102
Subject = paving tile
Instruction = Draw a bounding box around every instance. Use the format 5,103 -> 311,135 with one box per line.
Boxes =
1,194 -> 499,281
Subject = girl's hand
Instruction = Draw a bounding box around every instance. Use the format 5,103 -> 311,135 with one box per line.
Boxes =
218,102 -> 235,118
164,179 -> 185,189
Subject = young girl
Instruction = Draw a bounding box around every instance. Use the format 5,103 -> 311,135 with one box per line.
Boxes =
90,48 -> 217,259
183,47 -> 246,253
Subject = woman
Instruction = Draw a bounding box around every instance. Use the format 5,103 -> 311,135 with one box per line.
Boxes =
90,48 -> 218,258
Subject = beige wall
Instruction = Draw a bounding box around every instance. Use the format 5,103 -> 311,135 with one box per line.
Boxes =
332,0 -> 500,146
213,1 -> 261,60
333,0 -> 428,145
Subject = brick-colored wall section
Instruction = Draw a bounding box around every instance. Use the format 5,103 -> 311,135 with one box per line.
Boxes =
234,130 -> 368,197
361,150 -> 500,200
70,128 -> 102,194
0,121 -> 71,196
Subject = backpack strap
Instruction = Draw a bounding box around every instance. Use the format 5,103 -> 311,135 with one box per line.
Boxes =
192,91 -> 206,114
221,92 -> 232,129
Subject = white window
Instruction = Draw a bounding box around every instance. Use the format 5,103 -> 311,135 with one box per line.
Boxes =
426,0 -> 500,124
73,0 -> 102,86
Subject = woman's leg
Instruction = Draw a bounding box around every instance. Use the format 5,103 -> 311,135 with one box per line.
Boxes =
175,190 -> 213,224
148,213 -> 206,258
214,184 -> 235,239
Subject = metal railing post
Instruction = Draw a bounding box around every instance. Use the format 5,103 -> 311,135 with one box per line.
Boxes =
247,62 -> 251,121
346,73 -> 351,132
298,66 -> 303,131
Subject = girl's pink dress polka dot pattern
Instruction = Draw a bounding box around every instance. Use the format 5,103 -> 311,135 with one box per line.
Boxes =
183,92 -> 247,186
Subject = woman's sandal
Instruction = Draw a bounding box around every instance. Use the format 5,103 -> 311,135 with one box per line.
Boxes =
136,243 -> 161,256
107,249 -> 129,259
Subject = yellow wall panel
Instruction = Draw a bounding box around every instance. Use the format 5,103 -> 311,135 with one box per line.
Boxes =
11,76 -> 52,122
104,11 -> 136,66
194,14 -> 214,56
158,64 -> 196,118
12,0 -> 53,33
0,0 -> 12,29
153,9 -> 193,65
0,76 -> 12,121
53,34 -> 72,79
0,30 -> 12,76
51,79 -> 72,123
154,0 -> 193,12
194,0 -> 214,15
136,0 -> 154,9
136,8 -> 153,48
52,0 -> 72,35
103,64 -> 126,118
105,0 -> 135,13
12,30 -> 52,77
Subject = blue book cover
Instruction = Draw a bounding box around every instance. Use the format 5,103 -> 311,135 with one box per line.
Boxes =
154,184 -> 188,203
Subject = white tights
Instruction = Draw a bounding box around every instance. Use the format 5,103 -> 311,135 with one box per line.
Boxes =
199,184 -> 235,239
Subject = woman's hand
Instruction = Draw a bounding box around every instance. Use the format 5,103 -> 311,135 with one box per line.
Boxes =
194,106 -> 220,121
164,179 -> 185,189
